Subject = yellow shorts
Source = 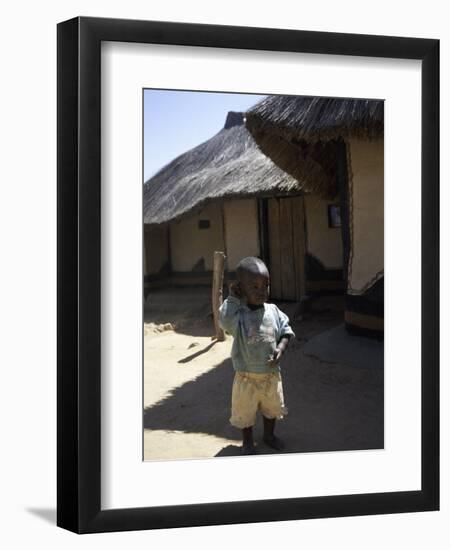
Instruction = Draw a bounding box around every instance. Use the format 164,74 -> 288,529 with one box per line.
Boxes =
229,371 -> 287,429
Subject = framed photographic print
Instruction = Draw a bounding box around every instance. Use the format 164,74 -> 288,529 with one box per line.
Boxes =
57,16 -> 439,533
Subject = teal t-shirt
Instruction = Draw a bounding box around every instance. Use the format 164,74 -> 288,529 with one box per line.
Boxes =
219,296 -> 295,374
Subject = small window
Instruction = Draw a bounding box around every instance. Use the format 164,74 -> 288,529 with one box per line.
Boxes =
198,219 -> 210,229
327,205 -> 341,228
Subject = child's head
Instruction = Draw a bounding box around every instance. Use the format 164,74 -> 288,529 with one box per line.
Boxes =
236,257 -> 270,306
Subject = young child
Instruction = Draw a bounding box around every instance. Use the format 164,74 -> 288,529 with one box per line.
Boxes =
219,256 -> 295,455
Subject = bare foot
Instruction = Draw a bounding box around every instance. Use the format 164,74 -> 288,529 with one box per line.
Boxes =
241,442 -> 257,455
263,435 -> 285,451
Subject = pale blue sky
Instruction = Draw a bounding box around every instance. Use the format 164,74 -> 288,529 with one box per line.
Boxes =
143,89 -> 267,182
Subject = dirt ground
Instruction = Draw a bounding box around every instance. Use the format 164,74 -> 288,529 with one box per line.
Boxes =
144,287 -> 383,460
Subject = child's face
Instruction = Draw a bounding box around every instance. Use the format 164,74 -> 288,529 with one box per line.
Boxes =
240,271 -> 270,306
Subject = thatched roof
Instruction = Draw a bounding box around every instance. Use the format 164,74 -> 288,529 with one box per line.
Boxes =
143,112 -> 303,225
246,95 -> 384,143
245,95 -> 384,196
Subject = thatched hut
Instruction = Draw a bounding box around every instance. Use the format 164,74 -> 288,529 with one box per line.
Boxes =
144,111 -> 343,301
246,95 -> 384,337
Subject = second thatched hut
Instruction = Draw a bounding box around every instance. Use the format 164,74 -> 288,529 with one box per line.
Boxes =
246,95 -> 384,337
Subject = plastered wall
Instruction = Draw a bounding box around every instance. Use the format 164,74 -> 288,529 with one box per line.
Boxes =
223,198 -> 260,270
347,137 -> 384,293
170,202 -> 225,271
304,194 -> 343,268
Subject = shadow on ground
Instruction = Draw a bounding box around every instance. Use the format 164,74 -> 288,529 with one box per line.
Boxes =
144,358 -> 237,440
214,444 -> 242,457
144,338 -> 384,456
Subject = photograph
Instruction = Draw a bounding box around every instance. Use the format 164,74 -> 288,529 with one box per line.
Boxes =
142,89 -> 384,461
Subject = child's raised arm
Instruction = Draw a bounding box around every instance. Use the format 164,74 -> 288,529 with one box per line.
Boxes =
219,282 -> 242,336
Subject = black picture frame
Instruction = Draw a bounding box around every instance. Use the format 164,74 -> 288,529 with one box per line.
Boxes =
57,16 -> 439,534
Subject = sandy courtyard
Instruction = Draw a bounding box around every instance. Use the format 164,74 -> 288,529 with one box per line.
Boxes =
143,287 -> 383,461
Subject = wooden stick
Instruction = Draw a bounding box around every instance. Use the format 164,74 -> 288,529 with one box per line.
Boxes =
212,251 -> 226,341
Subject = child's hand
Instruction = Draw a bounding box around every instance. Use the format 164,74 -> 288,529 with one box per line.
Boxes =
267,347 -> 283,366
267,336 -> 291,366
229,281 -> 242,298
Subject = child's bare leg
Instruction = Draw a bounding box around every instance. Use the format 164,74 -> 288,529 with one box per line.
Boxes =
241,426 -> 256,454
263,417 -> 285,450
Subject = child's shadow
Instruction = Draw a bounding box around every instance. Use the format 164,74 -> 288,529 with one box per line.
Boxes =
144,358 -> 237,440
215,443 -> 279,457
214,444 -> 242,457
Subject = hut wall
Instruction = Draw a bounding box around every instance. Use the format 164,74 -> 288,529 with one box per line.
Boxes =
223,199 -> 260,270
144,224 -> 169,275
304,195 -> 343,268
170,202 -> 225,272
347,137 -> 384,293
